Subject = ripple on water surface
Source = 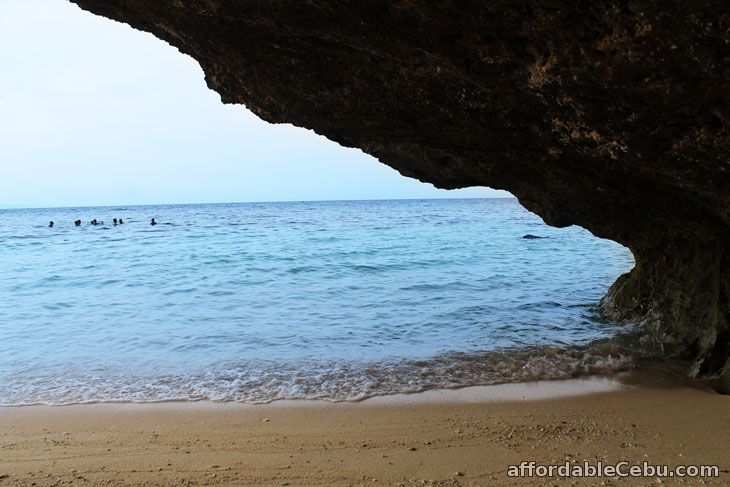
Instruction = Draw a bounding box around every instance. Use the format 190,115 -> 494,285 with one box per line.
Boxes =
0,199 -> 635,405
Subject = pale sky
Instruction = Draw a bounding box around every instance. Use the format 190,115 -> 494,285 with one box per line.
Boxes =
0,0 -> 511,208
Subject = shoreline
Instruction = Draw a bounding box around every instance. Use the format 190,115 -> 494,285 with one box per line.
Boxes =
0,375 -> 627,410
0,359 -> 699,410
2,369 -> 728,486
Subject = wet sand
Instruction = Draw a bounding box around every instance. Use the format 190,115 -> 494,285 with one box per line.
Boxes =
0,370 -> 728,486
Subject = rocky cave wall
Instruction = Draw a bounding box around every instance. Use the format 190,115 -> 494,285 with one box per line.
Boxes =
68,0 -> 730,388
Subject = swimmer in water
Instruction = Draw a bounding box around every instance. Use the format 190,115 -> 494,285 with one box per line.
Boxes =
113,218 -> 118,226
150,218 -> 158,226
48,221 -> 54,228
74,220 -> 81,227
119,218 -> 124,224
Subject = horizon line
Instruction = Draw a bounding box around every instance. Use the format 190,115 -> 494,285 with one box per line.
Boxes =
0,195 -> 517,211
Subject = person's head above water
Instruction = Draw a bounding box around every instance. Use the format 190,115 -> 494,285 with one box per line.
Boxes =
150,218 -> 157,226
48,221 -> 54,228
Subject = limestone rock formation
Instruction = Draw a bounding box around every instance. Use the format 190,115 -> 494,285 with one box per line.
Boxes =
69,0 -> 730,387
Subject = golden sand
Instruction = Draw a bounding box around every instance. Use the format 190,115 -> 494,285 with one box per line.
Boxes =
1,369 -> 728,486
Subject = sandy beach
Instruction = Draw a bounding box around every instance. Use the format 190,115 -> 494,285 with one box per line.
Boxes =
1,368 -> 728,486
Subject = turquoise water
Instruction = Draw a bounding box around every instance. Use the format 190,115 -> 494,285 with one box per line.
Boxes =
0,199 -> 635,405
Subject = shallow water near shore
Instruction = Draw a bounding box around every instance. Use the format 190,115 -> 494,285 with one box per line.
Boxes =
0,198 -> 635,405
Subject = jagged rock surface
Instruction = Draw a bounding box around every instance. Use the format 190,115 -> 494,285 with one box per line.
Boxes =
69,0 -> 730,386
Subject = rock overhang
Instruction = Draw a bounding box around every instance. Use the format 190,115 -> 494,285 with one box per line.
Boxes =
66,0 -> 730,388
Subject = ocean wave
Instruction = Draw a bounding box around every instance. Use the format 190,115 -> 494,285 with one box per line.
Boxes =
0,345 -> 634,406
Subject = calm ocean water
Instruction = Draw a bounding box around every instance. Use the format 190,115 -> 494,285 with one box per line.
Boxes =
0,199 -> 635,405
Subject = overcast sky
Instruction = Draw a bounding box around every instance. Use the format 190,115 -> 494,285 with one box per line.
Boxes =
0,0 -> 511,208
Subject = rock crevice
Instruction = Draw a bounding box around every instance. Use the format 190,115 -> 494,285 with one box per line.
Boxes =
69,0 -> 730,386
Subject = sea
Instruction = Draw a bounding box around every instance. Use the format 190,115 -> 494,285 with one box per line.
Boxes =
0,198 -> 636,405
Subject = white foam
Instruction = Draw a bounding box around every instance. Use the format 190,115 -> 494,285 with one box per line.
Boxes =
0,345 -> 634,406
